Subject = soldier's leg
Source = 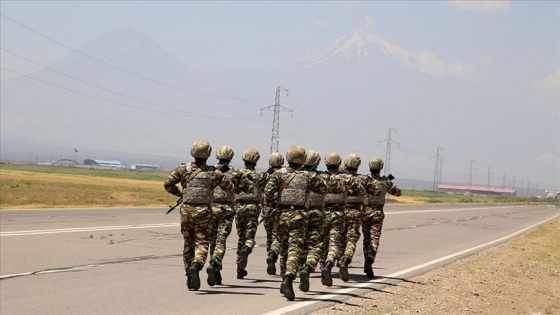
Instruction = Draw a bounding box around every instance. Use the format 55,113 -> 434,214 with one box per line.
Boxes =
242,203 -> 260,250
281,209 -> 306,301
262,206 -> 274,253
368,210 -> 385,263
208,204 -> 234,285
234,205 -> 248,266
321,209 -> 344,287
339,208 -> 362,282
180,207 -> 195,277
304,210 -> 324,272
361,207 -> 374,259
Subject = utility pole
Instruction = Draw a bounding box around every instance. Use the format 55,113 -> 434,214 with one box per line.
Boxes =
487,167 -> 493,188
261,86 -> 292,154
431,147 -> 443,192
502,172 -> 507,189
379,127 -> 399,175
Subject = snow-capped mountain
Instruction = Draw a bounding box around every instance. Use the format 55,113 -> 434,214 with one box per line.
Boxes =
292,28 -> 418,71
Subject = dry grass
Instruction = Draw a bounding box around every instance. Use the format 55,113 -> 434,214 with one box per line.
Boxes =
0,170 -> 173,209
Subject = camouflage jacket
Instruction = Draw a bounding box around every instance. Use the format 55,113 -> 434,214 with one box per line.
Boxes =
235,166 -> 266,202
263,165 -> 328,208
213,163 -> 254,203
365,175 -> 402,206
344,171 -> 368,204
163,162 -> 234,200
324,169 -> 364,205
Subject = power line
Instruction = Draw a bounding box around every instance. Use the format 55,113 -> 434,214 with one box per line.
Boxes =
0,66 -> 261,121
1,13 -> 269,102
1,48 -> 261,120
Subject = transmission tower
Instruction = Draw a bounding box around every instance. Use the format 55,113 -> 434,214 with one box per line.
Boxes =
467,160 -> 476,191
486,167 -> 494,188
379,127 -> 399,175
261,86 -> 292,154
431,147 -> 443,192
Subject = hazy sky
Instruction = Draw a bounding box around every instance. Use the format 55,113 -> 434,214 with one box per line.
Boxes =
1,1 -> 559,191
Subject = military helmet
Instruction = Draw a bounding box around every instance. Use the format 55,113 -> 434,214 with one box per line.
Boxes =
368,156 -> 384,170
304,150 -> 321,167
344,153 -> 361,169
242,148 -> 260,164
286,145 -> 307,164
216,145 -> 234,160
324,152 -> 342,167
190,140 -> 212,159
268,152 -> 284,167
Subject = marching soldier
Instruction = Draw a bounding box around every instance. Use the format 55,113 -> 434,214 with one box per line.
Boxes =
163,140 -> 234,291
337,153 -> 367,282
263,152 -> 284,275
319,152 -> 362,287
263,145 -> 327,301
207,146 -> 253,286
234,148 -> 266,279
362,157 -> 401,278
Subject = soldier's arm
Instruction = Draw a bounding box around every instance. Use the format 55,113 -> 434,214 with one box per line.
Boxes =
388,181 -> 402,197
237,171 -> 255,194
214,170 -> 235,192
310,172 -> 328,194
263,173 -> 280,205
163,166 -> 184,198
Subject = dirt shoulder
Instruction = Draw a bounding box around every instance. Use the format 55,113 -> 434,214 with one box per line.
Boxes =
311,217 -> 560,315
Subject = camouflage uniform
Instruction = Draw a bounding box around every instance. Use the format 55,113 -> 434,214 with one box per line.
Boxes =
164,146 -> 233,291
208,163 -> 253,284
263,145 -> 327,301
337,154 -> 367,282
263,152 -> 284,276
362,157 -> 402,279
234,164 -> 266,276
319,153 -> 364,287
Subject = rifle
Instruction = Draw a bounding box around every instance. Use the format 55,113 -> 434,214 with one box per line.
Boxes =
258,207 -> 276,225
166,197 -> 183,214
387,174 -> 395,180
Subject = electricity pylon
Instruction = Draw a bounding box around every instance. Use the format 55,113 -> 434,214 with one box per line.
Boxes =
261,86 -> 292,154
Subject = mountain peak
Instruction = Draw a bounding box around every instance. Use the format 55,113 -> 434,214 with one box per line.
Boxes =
294,27 -> 417,70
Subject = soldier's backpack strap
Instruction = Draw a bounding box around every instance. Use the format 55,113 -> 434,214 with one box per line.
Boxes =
281,172 -> 297,190
187,168 -> 203,182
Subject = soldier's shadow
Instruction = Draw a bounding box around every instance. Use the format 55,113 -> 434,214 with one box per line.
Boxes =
196,289 -> 265,296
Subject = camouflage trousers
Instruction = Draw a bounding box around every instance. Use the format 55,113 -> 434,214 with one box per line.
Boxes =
362,205 -> 385,263
209,202 -> 236,269
300,208 -> 325,272
262,206 -> 280,254
276,208 -> 308,279
338,205 -> 363,264
180,204 -> 215,274
234,202 -> 260,263
319,205 -> 345,265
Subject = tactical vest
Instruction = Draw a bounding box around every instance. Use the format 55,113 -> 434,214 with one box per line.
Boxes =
236,170 -> 262,202
324,173 -> 346,205
213,167 -> 235,203
346,174 -> 366,204
278,170 -> 308,207
368,177 -> 389,205
183,164 -> 213,204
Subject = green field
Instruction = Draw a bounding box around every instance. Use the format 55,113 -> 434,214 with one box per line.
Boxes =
0,163 -> 555,209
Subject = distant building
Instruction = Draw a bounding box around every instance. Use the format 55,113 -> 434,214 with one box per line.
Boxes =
131,164 -> 161,171
438,184 -> 516,197
83,159 -> 124,168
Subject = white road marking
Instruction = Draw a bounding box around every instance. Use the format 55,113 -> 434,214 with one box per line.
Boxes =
262,212 -> 560,315
0,223 -> 178,237
387,205 -> 521,215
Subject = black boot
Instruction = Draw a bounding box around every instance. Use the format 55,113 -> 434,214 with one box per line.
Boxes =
281,275 -> 295,301
266,251 -> 278,275
206,261 -> 219,286
321,261 -> 333,287
339,258 -> 350,282
364,259 -> 374,279
188,262 -> 202,291
186,275 -> 193,289
237,268 -> 248,279
299,266 -> 310,292
215,269 -> 222,285
238,246 -> 252,270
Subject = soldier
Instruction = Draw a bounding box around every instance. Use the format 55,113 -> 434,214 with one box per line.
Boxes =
163,140 -> 234,291
207,146 -> 253,286
263,152 -> 284,275
319,152 -> 362,287
337,153 -> 367,282
263,145 -> 327,301
362,157 -> 402,279
234,148 -> 266,279
298,150 -> 330,292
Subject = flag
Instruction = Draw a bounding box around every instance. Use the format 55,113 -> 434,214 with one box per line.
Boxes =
74,148 -> 79,153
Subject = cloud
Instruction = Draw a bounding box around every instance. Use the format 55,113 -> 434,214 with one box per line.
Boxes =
532,68 -> 560,90
417,52 -> 475,78
444,1 -> 511,13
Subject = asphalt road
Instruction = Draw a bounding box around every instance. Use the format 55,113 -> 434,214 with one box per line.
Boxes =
1,204 -> 558,315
